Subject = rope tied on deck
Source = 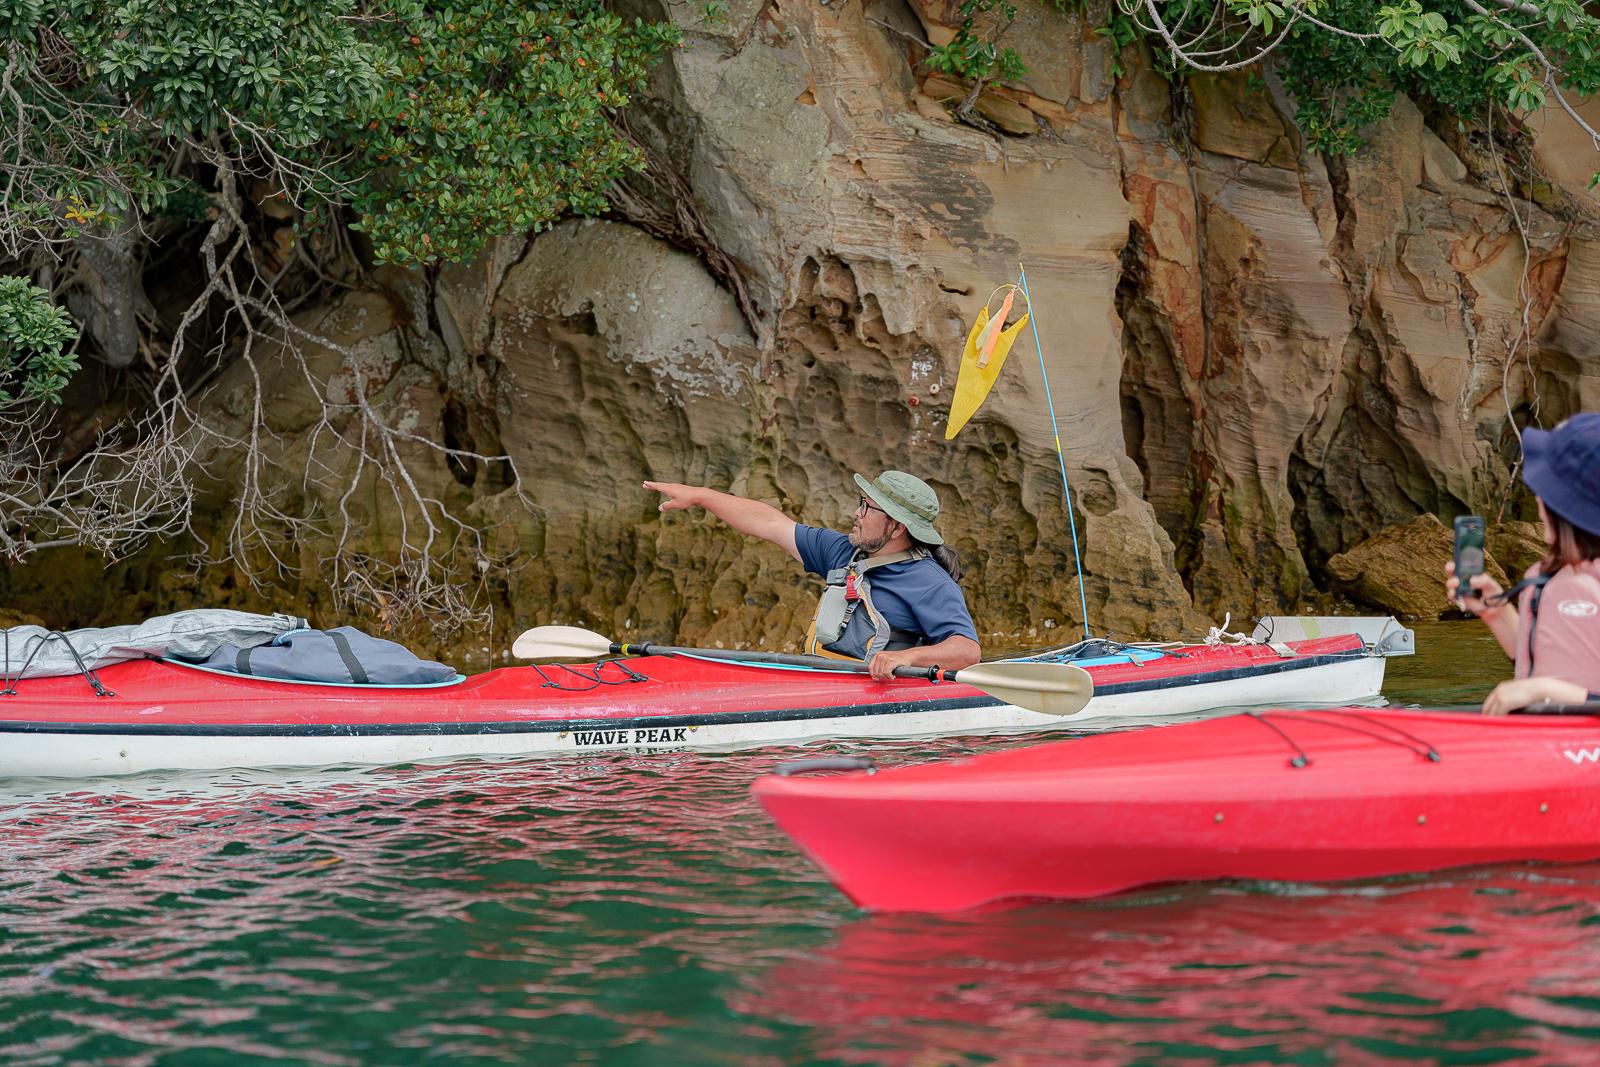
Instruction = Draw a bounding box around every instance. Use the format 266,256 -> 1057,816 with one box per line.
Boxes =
1204,613 -> 1257,647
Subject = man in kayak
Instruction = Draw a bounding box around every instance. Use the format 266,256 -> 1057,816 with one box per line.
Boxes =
1447,412 -> 1600,714
645,472 -> 982,680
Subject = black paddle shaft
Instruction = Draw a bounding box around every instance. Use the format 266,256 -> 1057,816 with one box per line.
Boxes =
1425,702 -> 1600,716
1516,701 -> 1600,716
614,641 -> 950,682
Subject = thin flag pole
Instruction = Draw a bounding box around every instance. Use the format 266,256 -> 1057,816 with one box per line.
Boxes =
1017,264 -> 1091,641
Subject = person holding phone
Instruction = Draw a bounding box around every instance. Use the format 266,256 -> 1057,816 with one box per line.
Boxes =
1446,413 -> 1600,714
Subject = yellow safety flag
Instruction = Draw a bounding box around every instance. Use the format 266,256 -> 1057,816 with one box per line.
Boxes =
945,284 -> 1030,439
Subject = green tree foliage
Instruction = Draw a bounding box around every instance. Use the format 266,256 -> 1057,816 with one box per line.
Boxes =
0,0 -> 679,264
0,0 -> 679,592
0,0 -> 385,247
923,0 -> 1599,165
342,2 -> 679,264
1264,0 -> 1600,154
926,0 -> 1029,84
0,277 -> 78,405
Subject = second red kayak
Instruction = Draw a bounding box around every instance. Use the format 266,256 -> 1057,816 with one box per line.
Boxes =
754,708 -> 1600,911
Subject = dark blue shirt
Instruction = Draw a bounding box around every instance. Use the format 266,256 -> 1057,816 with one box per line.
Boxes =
794,525 -> 979,645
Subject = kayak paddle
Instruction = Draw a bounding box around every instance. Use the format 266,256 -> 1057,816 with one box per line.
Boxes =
510,625 -> 1094,716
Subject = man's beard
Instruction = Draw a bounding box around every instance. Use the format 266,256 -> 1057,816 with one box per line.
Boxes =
850,527 -> 894,554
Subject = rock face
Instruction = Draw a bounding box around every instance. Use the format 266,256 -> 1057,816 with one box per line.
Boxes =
1489,521 -> 1552,582
6,0 -> 1598,661
1325,514 -> 1509,619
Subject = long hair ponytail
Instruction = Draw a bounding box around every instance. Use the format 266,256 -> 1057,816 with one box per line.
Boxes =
918,540 -> 962,583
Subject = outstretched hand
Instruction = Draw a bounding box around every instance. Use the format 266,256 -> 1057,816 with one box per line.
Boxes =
644,481 -> 704,512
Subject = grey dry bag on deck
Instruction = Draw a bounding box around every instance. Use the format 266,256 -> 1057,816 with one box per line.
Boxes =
192,626 -> 458,685
0,610 -> 307,680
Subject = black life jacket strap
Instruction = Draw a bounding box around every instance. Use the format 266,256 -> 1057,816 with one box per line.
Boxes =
1492,572 -> 1554,676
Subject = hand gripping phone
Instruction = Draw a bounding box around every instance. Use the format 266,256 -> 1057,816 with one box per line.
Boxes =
1453,515 -> 1486,601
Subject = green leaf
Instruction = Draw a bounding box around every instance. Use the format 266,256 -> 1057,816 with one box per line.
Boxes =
0,276 -> 79,405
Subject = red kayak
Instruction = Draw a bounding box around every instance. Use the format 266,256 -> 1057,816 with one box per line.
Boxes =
754,708 -> 1600,911
0,632 -> 1386,777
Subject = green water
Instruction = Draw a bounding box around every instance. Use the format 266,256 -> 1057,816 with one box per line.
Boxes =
6,621 -> 1600,1065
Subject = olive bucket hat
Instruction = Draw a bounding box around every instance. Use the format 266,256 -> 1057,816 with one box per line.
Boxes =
853,470 -> 944,545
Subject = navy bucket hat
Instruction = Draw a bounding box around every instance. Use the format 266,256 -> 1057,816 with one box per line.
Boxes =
1523,413 -> 1600,537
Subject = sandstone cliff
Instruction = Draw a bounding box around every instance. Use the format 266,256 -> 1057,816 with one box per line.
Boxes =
4,0 -> 1597,660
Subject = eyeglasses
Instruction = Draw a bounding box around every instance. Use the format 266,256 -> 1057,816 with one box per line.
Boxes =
856,496 -> 886,516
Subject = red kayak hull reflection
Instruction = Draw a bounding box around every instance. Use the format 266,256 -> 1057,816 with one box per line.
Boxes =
740,872 -> 1600,1066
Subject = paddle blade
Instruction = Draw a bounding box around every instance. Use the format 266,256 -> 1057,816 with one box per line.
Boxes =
511,625 -> 614,660
953,661 -> 1093,716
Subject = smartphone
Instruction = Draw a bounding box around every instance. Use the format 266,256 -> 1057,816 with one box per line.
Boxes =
1453,515 -> 1486,601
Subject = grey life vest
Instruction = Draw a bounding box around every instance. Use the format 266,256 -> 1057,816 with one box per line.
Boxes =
803,548 -> 930,661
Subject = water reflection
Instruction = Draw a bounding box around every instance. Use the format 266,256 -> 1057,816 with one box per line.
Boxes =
743,872 -> 1600,1065
0,752 -> 851,1064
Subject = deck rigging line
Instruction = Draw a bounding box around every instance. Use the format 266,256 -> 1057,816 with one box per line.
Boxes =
531,659 -> 650,692
1244,711 -> 1313,768
1244,709 -> 1444,768
1272,710 -> 1442,762
1013,637 -> 1175,667
1,629 -> 114,698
